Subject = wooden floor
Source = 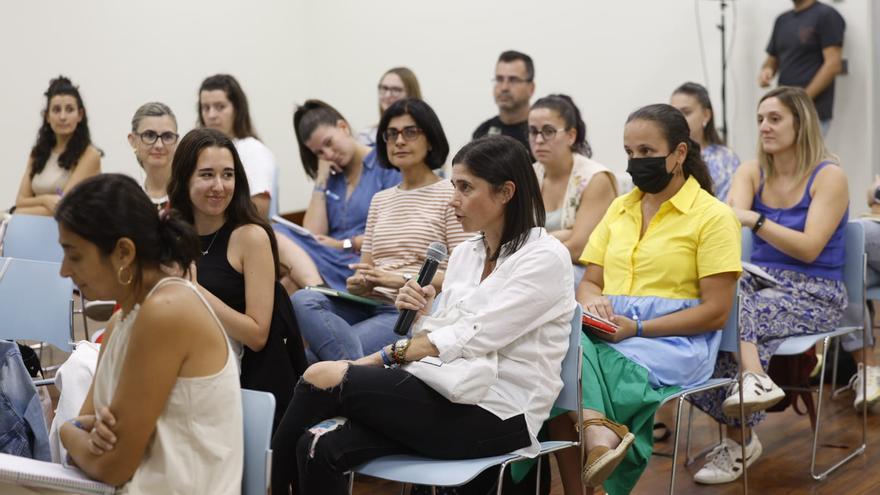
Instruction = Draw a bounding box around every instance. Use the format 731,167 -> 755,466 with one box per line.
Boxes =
355,356 -> 880,495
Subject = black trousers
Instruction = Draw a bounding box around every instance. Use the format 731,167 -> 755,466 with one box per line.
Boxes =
271,365 -> 531,495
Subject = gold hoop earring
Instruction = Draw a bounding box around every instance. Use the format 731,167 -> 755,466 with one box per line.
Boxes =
117,265 -> 133,286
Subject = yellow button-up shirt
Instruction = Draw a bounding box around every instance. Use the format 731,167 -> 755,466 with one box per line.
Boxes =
580,176 -> 742,299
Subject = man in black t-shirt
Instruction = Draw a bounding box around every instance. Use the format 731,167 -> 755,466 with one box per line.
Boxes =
473,50 -> 535,158
759,0 -> 845,134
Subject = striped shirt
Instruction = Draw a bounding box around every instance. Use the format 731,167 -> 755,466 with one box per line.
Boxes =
362,179 -> 472,301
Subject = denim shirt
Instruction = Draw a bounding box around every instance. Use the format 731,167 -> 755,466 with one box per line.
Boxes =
0,340 -> 50,460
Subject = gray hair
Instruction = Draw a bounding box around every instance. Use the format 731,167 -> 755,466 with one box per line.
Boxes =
131,102 -> 177,132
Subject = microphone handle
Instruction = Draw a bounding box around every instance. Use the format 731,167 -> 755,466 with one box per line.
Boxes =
392,257 -> 441,335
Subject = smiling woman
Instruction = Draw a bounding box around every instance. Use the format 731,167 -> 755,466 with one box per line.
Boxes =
12,76 -> 101,216
167,128 -> 307,428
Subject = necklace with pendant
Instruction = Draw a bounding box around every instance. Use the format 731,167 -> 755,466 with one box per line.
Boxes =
201,230 -> 221,255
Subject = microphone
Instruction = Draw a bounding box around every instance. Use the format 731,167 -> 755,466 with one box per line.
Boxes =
393,242 -> 448,335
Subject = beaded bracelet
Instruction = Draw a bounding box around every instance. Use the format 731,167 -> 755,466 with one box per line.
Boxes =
379,346 -> 394,367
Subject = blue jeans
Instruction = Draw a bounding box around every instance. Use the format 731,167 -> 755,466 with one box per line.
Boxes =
841,219 -> 880,352
292,290 -> 400,362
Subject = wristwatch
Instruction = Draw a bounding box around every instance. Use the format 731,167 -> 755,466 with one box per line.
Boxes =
342,238 -> 353,251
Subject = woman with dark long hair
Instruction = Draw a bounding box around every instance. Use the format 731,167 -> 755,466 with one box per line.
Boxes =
271,135 -> 576,495
13,76 -> 101,216
549,104 -> 740,494
167,128 -> 306,427
670,82 -> 740,200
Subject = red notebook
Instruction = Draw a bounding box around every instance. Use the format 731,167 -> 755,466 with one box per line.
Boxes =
582,310 -> 619,335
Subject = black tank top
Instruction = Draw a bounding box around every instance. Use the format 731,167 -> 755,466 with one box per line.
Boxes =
197,222 -> 245,313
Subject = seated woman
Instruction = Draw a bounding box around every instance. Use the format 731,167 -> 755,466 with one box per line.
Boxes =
198,74 -> 277,218
52,174 -> 241,493
270,135 -> 576,495
167,128 -> 307,427
128,102 -> 178,209
528,94 -> 617,282
292,98 -> 470,362
670,82 -> 740,200
357,67 -> 422,147
549,104 -> 741,495
275,100 -> 400,293
13,76 -> 101,216
690,86 -> 850,485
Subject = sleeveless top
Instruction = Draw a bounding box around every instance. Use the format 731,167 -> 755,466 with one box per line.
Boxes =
31,153 -> 70,195
197,221 -> 307,429
92,277 -> 243,494
533,153 -> 617,231
752,161 -> 848,280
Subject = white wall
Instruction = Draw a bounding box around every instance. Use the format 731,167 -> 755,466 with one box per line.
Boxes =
1,0 -> 873,214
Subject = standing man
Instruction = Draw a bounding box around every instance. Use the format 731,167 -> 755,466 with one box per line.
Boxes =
759,0 -> 845,134
473,50 -> 535,156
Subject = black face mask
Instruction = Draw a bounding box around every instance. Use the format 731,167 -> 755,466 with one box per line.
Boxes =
627,153 -> 674,194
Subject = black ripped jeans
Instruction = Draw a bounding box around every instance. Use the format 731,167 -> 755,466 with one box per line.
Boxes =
271,364 -> 531,495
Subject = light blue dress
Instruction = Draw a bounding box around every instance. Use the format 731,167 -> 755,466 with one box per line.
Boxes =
702,144 -> 740,201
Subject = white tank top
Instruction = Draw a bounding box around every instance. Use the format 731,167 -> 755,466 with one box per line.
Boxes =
92,277 -> 243,494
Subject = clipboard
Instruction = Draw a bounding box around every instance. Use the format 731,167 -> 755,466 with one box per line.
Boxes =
304,285 -> 382,307
272,215 -> 316,239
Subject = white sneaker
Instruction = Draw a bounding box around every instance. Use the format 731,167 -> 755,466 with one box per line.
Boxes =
850,364 -> 880,410
693,434 -> 762,484
722,371 -> 785,417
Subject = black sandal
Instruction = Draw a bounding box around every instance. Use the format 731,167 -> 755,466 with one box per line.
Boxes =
653,422 -> 671,442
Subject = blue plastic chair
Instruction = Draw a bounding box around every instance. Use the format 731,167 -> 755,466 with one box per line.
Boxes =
2,214 -> 64,263
242,389 -> 275,495
0,257 -> 74,353
268,164 -> 280,219
350,306 -> 584,494
767,221 -> 868,480
658,289 -> 747,494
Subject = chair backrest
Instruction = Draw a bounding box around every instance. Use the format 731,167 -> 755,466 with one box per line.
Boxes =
0,257 -> 74,352
841,221 -> 866,328
268,165 -> 280,218
3,215 -> 64,263
553,305 -> 583,413
241,388 -> 275,495
740,226 -> 752,261
718,287 -> 741,354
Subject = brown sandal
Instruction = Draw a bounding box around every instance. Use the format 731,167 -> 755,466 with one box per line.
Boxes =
577,417 -> 635,487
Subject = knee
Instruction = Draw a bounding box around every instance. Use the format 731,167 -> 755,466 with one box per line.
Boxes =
303,361 -> 349,390
292,289 -> 325,312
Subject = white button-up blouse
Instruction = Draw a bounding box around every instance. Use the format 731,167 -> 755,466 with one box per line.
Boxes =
405,227 -> 577,456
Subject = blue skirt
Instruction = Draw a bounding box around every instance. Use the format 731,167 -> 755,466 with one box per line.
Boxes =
274,223 -> 360,290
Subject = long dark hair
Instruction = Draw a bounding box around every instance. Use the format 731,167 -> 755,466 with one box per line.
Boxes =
167,128 -> 280,278
55,174 -> 200,290
672,82 -> 725,146
376,98 -> 449,170
293,100 -> 349,179
452,136 -> 544,261
29,76 -> 92,178
531,94 -> 592,157
198,74 -> 258,140
626,104 -> 714,195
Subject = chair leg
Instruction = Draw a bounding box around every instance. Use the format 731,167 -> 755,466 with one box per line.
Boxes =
534,456 -> 542,495
684,402 -> 723,467
495,461 -> 508,495
809,334 -> 867,480
347,472 -> 354,494
668,396 -> 687,495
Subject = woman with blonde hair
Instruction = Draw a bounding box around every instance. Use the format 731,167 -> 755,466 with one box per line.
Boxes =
690,86 -> 849,485
357,67 -> 422,147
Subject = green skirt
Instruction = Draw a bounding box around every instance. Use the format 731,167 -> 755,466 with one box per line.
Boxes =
510,333 -> 679,495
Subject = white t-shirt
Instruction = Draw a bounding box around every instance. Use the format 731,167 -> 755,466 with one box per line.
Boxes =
233,137 -> 276,198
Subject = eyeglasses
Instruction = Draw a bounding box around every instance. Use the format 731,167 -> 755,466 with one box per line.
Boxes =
137,130 -> 179,145
383,126 -> 423,142
493,75 -> 532,86
378,84 -> 406,96
528,125 -> 567,141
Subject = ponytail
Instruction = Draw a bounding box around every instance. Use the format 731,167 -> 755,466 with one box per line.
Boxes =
156,207 -> 201,275
531,94 -> 592,158
682,137 -> 714,195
